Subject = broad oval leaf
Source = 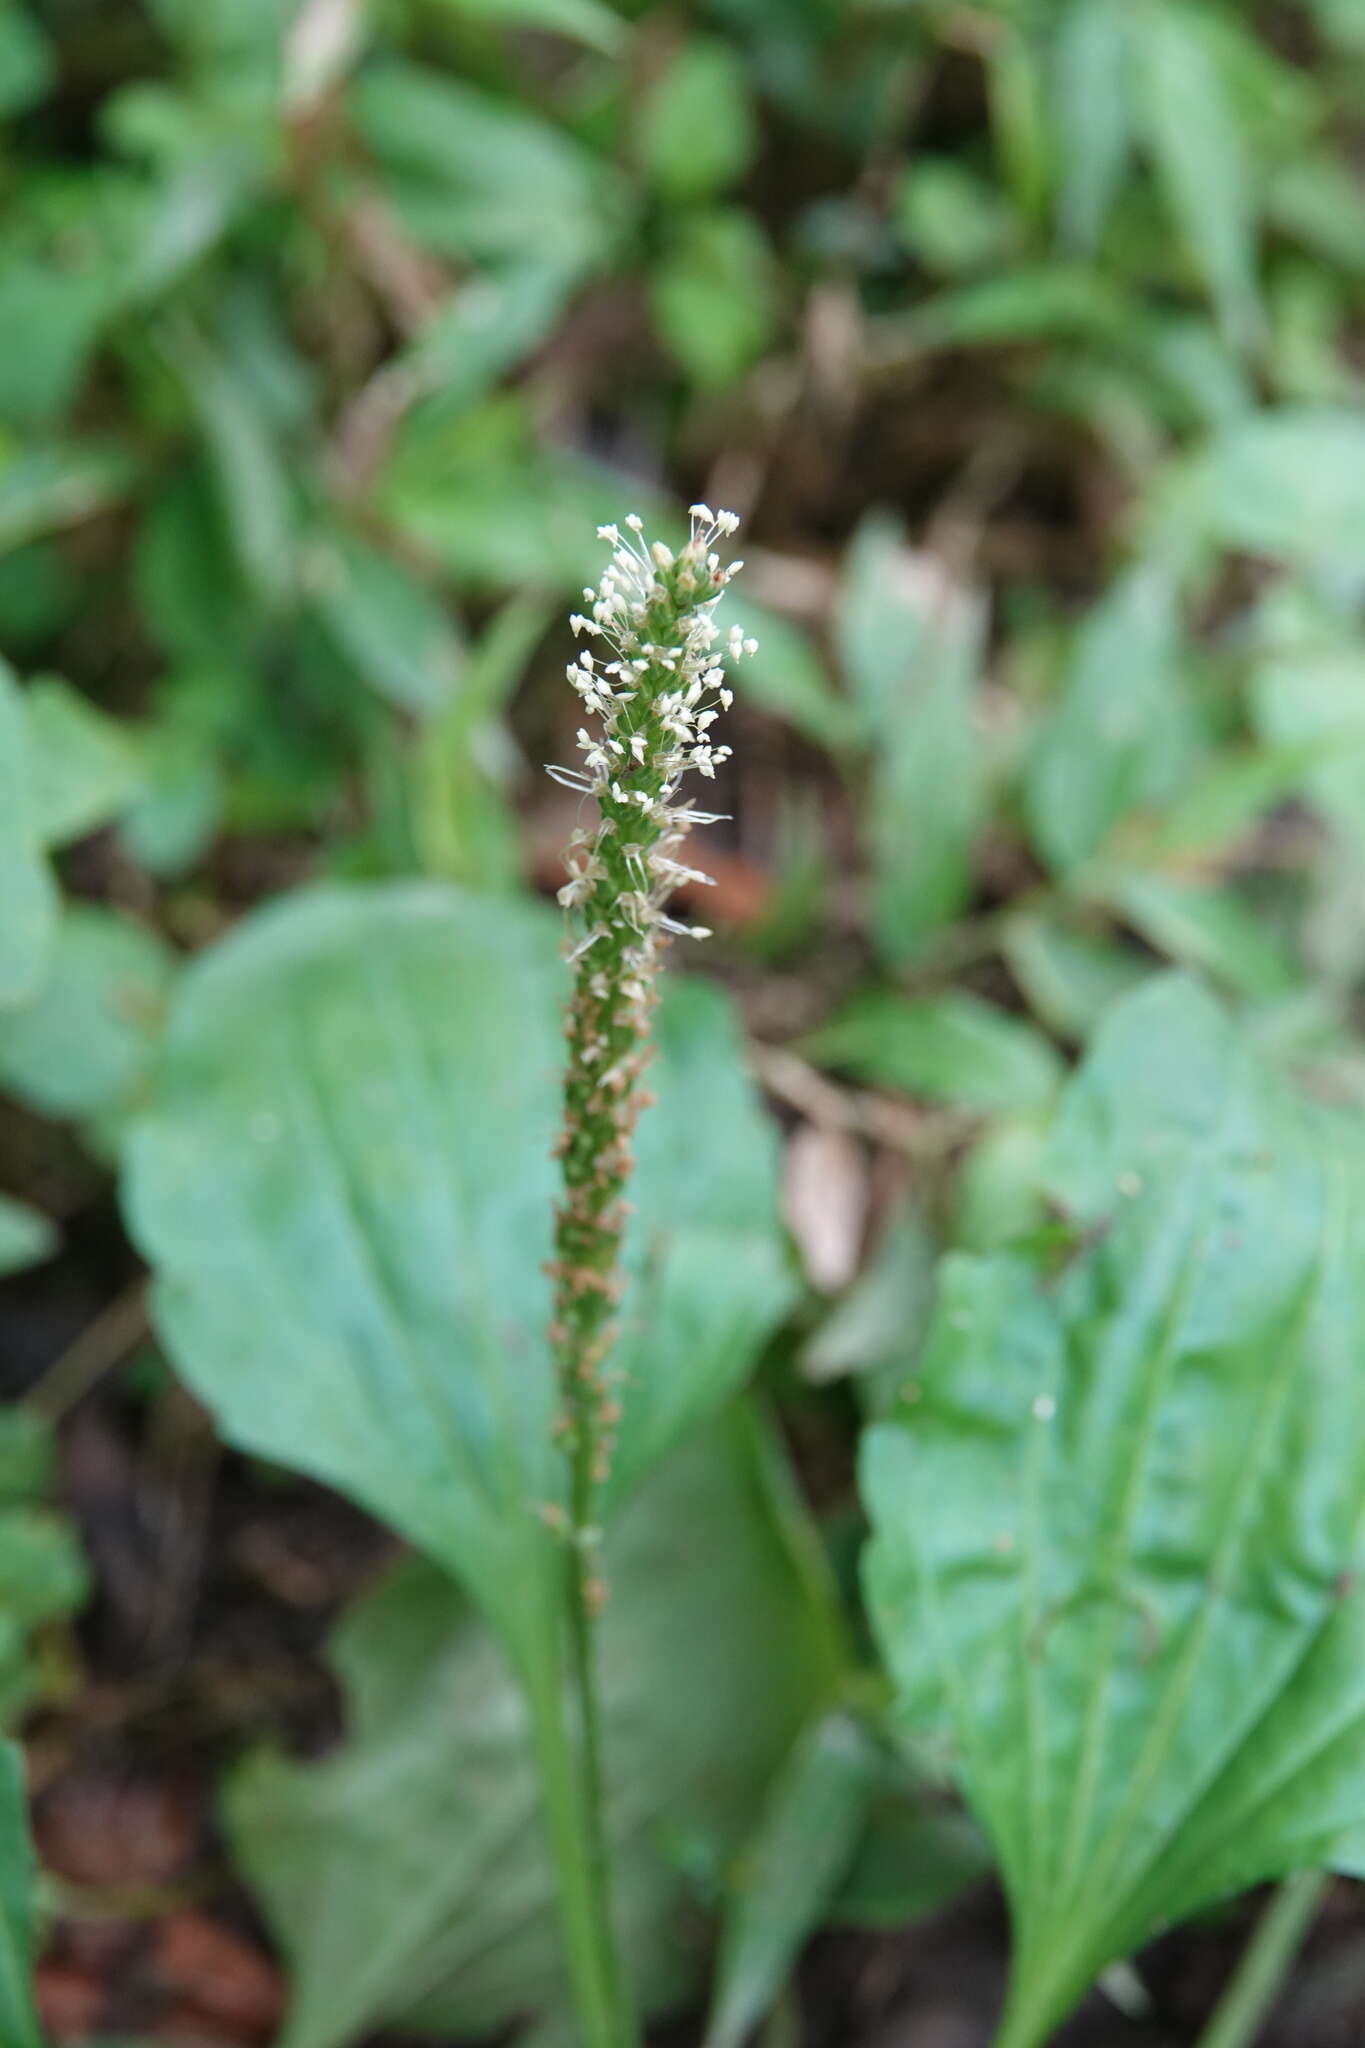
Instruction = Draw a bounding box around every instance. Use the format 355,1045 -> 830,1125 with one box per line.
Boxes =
124,883 -> 792,1673
228,1411 -> 842,2048
864,975 -> 1365,2046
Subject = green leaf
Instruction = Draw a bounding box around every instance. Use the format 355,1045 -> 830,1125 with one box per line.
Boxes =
0,660 -> 56,1013
25,676 -> 143,848
0,1411 -> 88,1724
896,159 -> 1018,276
803,1199 -> 937,1412
1252,639 -> 1365,857
953,1113 -> 1048,1253
125,884 -> 792,1675
1147,743 -> 1318,862
0,6 -> 54,118
800,991 -> 1062,1114
835,516 -> 983,962
305,530 -> 462,719
413,595 -> 549,889
986,26 -> 1050,222
1177,408 -> 1365,582
1025,565 -> 1198,875
0,263 -> 107,428
0,1414 -> 55,1505
126,144 -> 264,302
135,467 -> 256,673
380,405 -> 662,590
1003,910 -> 1148,1042
864,974 -> 1365,2046
913,265 -> 1131,348
724,598 -> 858,753
119,718 -> 225,879
228,1411 -> 841,2048
1134,0 -> 1260,345
0,1507 -> 87,1640
353,60 -> 626,276
164,320 -> 296,611
0,1745 -> 40,2048
0,441 -> 134,555
831,1778 -> 989,1929
1097,867 -> 1296,1000
652,210 -> 777,389
424,0 -> 626,54
0,906 -> 174,1123
0,1197 -> 57,1279
704,1712 -> 880,2048
1053,0 -> 1133,253
640,41 -> 757,202
402,263 -> 586,421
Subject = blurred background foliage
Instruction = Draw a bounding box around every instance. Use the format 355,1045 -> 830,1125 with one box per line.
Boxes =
4,0 -> 1365,1149
6,0 -> 1365,2039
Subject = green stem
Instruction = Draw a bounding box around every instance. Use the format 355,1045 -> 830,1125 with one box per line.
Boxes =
566,1533 -> 634,2045
1195,1870 -> 1329,2048
526,1647 -> 635,2048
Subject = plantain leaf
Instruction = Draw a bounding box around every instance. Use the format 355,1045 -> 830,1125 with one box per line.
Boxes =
228,1410 -> 841,2048
0,1197 -> 57,1279
1053,0 -> 1134,253
704,1711 -> 880,2048
835,518 -> 983,964
800,990 -> 1062,1114
0,1413 -> 89,1727
1134,0 -> 1260,346
124,883 -> 792,1678
0,906 -> 175,1126
1096,866 -> 1297,1000
164,320 -> 296,611
25,676 -> 144,849
0,1744 -> 40,2048
353,60 -> 627,276
305,529 -> 463,720
1174,407 -> 1365,581
1002,909 -> 1148,1043
864,974 -> 1365,2047
640,40 -> 756,202
1025,565 -> 1199,875
0,661 -> 56,1012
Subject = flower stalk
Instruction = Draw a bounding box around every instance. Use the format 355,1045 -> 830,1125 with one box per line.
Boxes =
544,505 -> 752,2047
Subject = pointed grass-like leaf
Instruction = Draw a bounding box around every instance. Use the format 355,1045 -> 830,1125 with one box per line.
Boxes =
0,1744 -> 40,2048
0,660 -> 56,1012
704,1711 -> 880,2048
124,883 -> 792,1675
864,975 -> 1365,2047
228,1410 -> 842,2048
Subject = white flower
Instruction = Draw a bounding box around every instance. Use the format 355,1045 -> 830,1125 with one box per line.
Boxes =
548,507 -> 752,962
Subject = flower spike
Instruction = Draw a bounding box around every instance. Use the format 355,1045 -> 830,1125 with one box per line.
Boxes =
547,506 -> 752,1531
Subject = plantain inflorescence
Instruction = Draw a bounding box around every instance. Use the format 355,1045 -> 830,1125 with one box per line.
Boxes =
547,505 -> 754,1600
